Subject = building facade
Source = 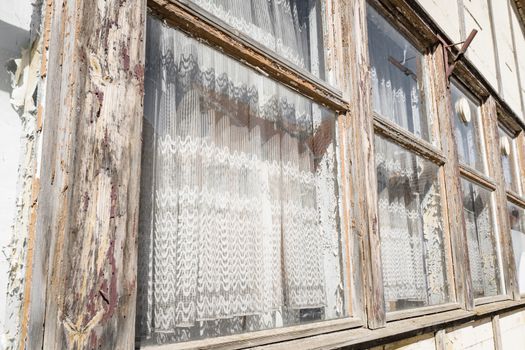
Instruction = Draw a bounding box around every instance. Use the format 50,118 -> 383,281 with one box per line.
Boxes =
2,0 -> 525,349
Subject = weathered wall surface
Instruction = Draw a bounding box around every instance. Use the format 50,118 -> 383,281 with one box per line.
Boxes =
416,0 -> 525,120
0,1 -> 33,348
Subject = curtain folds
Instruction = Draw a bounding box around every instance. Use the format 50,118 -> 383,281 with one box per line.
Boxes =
137,16 -> 344,344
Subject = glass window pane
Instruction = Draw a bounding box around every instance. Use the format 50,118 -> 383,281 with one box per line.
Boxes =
509,203 -> 525,294
499,127 -> 519,193
460,179 -> 502,298
136,16 -> 348,346
186,0 -> 328,80
368,5 -> 432,142
375,136 -> 450,312
451,81 -> 486,173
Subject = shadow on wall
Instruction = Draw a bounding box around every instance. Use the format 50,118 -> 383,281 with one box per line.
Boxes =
0,19 -> 30,94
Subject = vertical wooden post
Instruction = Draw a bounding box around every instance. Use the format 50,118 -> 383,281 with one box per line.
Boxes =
428,44 -> 474,310
26,0 -> 146,348
484,97 -> 520,300
342,0 -> 386,328
492,314 -> 503,350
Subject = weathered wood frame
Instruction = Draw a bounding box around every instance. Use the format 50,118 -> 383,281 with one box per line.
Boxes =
23,0 -> 525,349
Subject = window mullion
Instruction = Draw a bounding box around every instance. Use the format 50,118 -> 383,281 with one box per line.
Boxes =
482,97 -> 521,300
429,42 -> 475,311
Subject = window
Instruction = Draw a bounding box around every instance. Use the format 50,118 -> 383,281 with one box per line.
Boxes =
368,5 -> 452,314
367,5 -> 432,142
498,126 -> 520,193
451,79 -> 504,300
461,179 -> 502,298
375,136 -> 450,311
186,0 -> 328,80
451,81 -> 487,173
136,14 -> 349,346
509,203 -> 525,294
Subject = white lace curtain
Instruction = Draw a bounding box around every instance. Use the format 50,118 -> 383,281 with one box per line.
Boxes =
137,16 -> 343,344
462,180 -> 500,297
375,137 -> 448,310
188,0 -> 325,77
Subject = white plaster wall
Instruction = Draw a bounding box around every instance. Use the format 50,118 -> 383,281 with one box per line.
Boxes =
500,309 -> 525,349
510,4 -> 525,119
0,0 -> 33,344
462,0 -> 499,92
370,334 -> 436,350
445,318 -> 496,349
493,0 -> 523,117
416,0 -> 462,42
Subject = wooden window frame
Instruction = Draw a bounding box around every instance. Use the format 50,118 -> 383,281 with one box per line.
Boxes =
368,0 -> 460,322
137,0 -> 369,348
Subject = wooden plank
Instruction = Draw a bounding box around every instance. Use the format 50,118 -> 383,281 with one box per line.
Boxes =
386,303 -> 461,323
255,300 -> 525,350
428,42 -> 474,311
30,0 -> 147,348
141,318 -> 363,350
373,114 -> 447,166
342,0 -> 386,329
458,165 -> 497,191
492,315 -> 503,350
435,329 -> 446,350
483,96 -> 520,300
147,0 -> 349,113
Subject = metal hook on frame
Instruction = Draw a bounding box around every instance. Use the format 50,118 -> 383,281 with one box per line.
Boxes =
437,29 -> 478,86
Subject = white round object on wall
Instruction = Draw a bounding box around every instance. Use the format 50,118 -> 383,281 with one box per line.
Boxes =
501,136 -> 511,157
455,97 -> 471,124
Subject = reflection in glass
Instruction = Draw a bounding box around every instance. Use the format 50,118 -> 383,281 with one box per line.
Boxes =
375,136 -> 449,312
367,5 -> 431,142
452,81 -> 486,173
136,16 -> 347,346
187,0 -> 327,80
461,179 -> 502,298
499,127 -> 519,192
509,203 -> 525,294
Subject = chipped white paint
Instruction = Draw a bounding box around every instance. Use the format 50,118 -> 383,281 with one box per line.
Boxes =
370,334 -> 436,350
500,309 -> 525,349
445,318 -> 495,349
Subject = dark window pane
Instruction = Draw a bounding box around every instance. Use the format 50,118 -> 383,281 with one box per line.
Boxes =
375,136 -> 450,312
368,5 -> 432,142
499,127 -> 519,192
508,203 -> 525,294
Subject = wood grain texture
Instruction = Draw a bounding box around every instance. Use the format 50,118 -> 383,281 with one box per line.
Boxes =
483,97 -> 520,300
428,43 -> 475,311
342,0 -> 386,329
31,0 -> 147,348
492,315 -> 503,350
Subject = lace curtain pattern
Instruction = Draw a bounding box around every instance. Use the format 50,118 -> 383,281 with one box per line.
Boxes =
461,179 -> 501,298
367,5 -> 431,143
136,16 -> 347,345
375,136 -> 449,312
187,0 -> 326,79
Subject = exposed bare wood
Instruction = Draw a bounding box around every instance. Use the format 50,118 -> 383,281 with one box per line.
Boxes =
343,0 -> 385,329
142,317 -> 363,350
30,0 -> 147,348
435,329 -> 446,350
458,165 -> 497,192
474,295 -> 513,307
513,0 -> 525,28
147,0 -> 349,113
492,315 -> 503,350
507,190 -> 525,208
373,114 -> 446,166
386,303 -> 461,323
483,97 -> 520,300
255,299 -> 525,350
428,42 -> 474,311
